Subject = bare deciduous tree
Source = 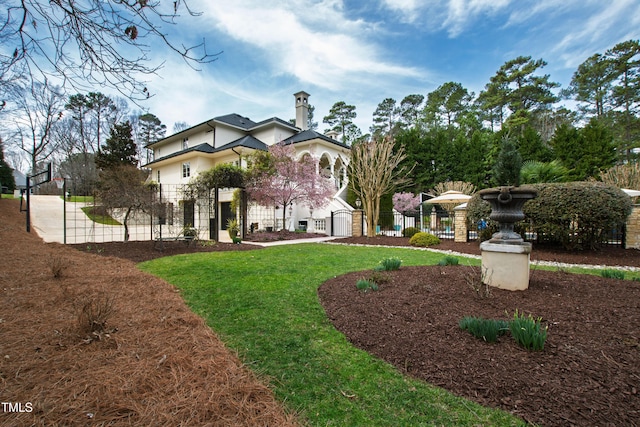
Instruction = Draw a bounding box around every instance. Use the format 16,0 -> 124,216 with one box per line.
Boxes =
13,79 -> 65,173
1,0 -> 220,102
348,137 -> 413,237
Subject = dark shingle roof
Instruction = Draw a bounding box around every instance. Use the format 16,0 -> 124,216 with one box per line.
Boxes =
214,114 -> 257,130
144,143 -> 215,166
283,129 -> 350,149
214,135 -> 268,152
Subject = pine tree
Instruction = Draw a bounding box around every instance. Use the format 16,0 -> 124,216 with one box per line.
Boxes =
95,121 -> 137,169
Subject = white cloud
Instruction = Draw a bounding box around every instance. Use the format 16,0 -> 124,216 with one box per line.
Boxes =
197,0 -> 422,91
442,0 -> 512,36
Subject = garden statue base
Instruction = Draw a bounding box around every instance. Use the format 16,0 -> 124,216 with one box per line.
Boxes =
480,241 -> 531,291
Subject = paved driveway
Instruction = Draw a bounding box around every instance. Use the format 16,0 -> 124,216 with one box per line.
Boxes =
29,195 -> 150,244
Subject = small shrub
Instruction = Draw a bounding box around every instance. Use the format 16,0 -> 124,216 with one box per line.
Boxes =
402,227 -> 420,238
47,256 -> 69,278
409,232 -> 440,247
437,256 -> 459,266
459,316 -> 509,343
464,266 -> 491,298
600,269 -> 625,280
78,293 -> 116,334
509,309 -> 547,351
356,279 -> 378,292
367,270 -> 389,286
375,257 -> 402,271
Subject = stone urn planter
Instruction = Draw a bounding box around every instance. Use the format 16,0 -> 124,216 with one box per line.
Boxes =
479,186 -> 537,243
478,186 -> 537,291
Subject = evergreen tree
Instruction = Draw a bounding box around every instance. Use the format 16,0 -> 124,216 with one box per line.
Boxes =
492,137 -> 522,186
95,121 -> 137,169
323,101 -> 357,144
0,138 -> 16,192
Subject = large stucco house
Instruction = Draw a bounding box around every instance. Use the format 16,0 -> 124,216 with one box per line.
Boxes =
144,91 -> 352,240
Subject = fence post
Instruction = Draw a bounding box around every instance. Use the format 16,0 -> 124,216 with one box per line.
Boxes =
625,205 -> 640,249
352,210 -> 363,237
454,204 -> 468,243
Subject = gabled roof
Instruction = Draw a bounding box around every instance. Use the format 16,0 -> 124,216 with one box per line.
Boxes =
213,114 -> 257,130
144,135 -> 270,167
214,135 -> 268,152
283,129 -> 350,149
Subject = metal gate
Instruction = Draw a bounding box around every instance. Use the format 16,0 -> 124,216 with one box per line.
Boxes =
330,209 -> 352,236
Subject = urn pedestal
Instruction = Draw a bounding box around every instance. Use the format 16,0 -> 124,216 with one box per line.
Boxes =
478,186 -> 537,291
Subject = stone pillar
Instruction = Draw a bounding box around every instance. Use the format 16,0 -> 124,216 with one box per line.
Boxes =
454,205 -> 467,243
352,210 -> 363,237
626,205 -> 640,249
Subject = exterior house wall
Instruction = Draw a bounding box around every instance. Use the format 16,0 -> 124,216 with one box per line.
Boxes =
252,126 -> 296,146
214,126 -> 245,148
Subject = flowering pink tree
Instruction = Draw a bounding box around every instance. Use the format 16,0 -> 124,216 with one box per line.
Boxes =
393,192 -> 420,214
246,143 -> 334,230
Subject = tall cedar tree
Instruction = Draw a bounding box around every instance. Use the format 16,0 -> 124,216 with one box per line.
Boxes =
0,138 -> 16,192
492,137 -> 522,186
95,121 -> 137,169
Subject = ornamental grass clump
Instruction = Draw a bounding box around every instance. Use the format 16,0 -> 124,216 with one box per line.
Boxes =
409,232 -> 440,247
355,278 -> 378,292
509,309 -> 548,351
600,269 -> 625,280
437,256 -> 459,266
375,257 -> 402,271
459,316 -> 509,343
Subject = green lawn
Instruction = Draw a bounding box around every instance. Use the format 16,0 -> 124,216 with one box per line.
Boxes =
140,244 -> 526,426
63,195 -> 95,203
80,206 -> 121,225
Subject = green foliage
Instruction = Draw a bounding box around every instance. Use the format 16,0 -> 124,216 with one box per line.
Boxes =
95,121 -> 137,169
375,257 -> 402,271
356,278 -> 379,292
0,139 -> 16,192
438,256 -> 459,266
520,160 -> 569,184
509,310 -> 548,351
402,226 -> 420,238
196,163 -> 246,190
524,182 -> 632,250
600,269 -> 625,280
492,136 -> 522,186
459,316 -> 509,343
551,120 -> 616,180
409,232 -> 441,247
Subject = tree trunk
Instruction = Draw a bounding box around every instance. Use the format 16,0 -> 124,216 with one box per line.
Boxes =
123,206 -> 132,242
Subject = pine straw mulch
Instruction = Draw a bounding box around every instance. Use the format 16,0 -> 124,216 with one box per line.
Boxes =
0,198 -> 297,426
322,236 -> 640,426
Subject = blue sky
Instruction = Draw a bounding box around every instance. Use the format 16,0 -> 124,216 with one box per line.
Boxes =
144,0 -> 640,134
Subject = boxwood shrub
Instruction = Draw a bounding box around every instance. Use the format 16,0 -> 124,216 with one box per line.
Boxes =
409,232 -> 440,247
523,182 -> 632,250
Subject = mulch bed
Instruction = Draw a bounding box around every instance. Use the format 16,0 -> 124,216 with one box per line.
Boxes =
5,197 -> 640,426
322,237 -> 640,426
0,199 -> 296,426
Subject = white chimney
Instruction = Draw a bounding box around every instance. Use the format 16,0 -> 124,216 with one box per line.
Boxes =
294,91 -> 310,131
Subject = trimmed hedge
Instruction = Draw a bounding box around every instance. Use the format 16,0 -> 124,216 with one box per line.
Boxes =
524,182 -> 631,250
467,182 -> 632,250
409,232 -> 440,247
